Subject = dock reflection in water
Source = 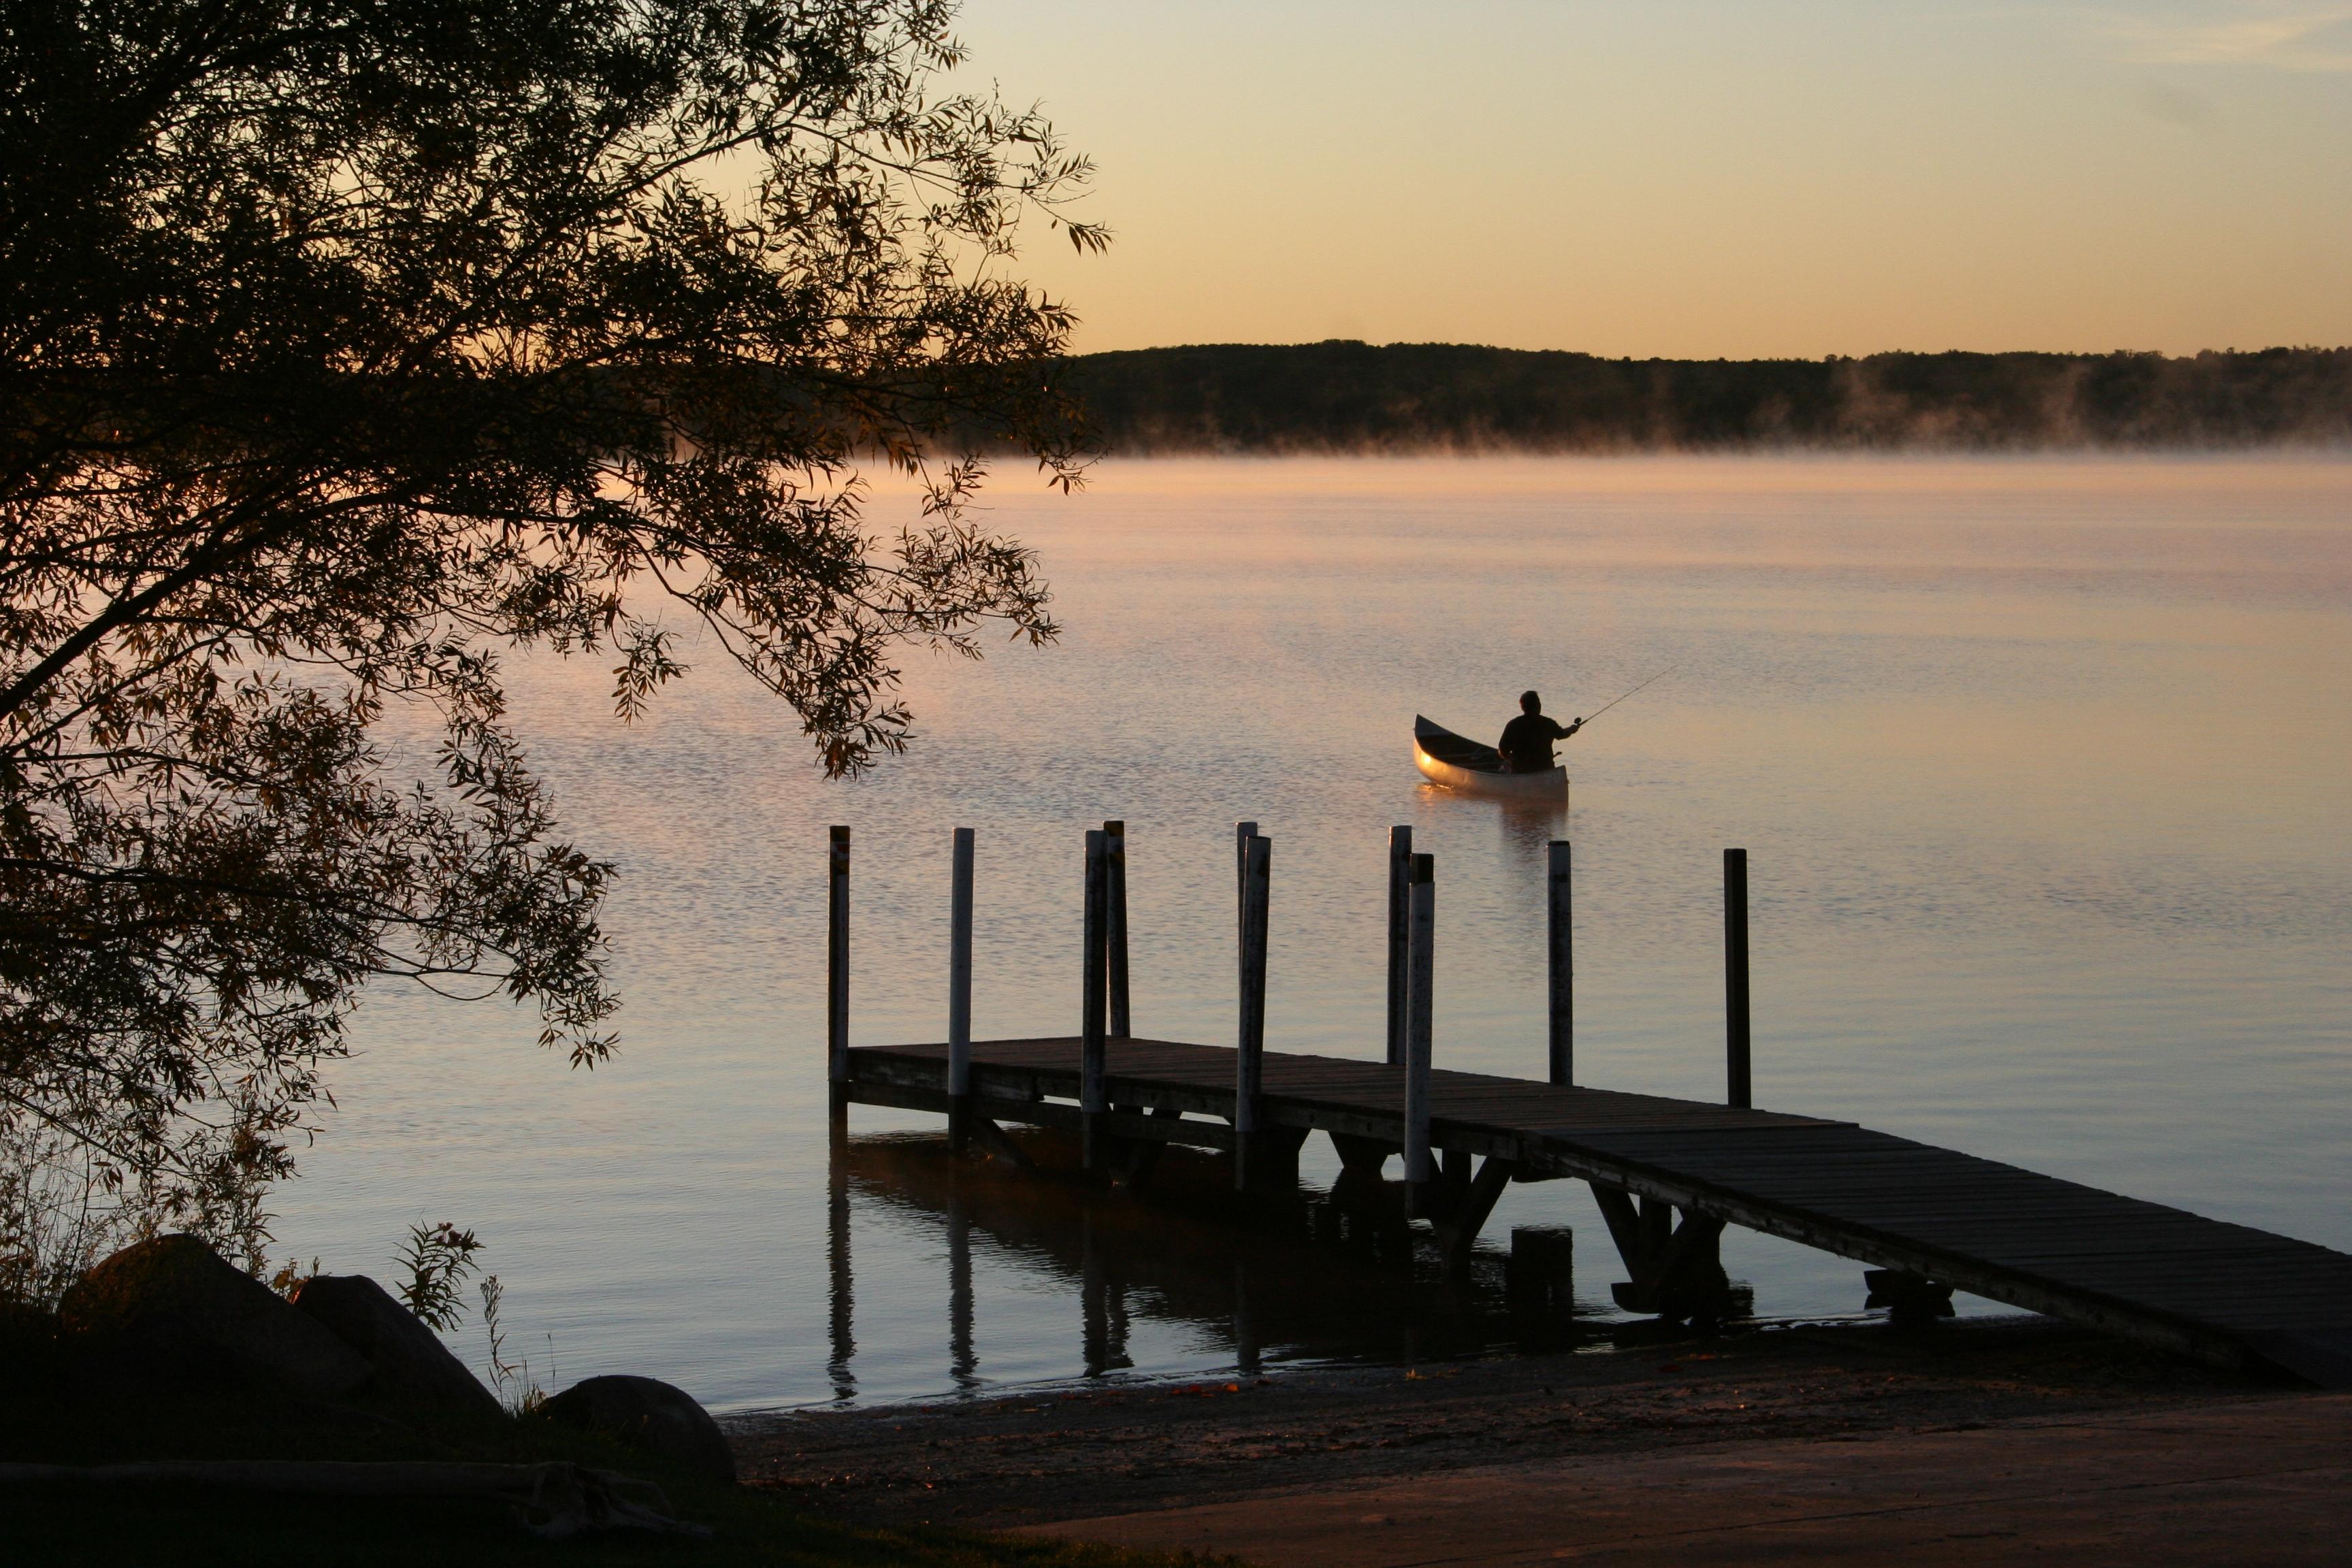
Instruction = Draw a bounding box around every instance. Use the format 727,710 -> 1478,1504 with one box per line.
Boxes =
823,1126 -> 1652,1403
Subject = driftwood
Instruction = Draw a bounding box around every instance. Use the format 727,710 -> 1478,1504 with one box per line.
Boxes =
0,1458 -> 711,1539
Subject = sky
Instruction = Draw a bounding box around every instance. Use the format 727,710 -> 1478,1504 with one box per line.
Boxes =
953,1 -> 2352,359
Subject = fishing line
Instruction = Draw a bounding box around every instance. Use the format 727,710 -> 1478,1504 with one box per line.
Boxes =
1578,666 -> 1676,726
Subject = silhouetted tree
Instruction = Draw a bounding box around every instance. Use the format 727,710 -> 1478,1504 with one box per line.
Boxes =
0,0 -> 1101,1264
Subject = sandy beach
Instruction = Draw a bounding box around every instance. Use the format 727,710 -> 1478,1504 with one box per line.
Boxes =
734,1317 -> 2347,1559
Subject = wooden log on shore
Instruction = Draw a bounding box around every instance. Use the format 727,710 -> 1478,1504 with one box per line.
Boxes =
1235,829 -> 1271,1190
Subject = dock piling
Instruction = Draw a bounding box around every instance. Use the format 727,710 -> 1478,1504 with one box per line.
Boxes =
1547,838 -> 1572,1085
1386,826 -> 1412,1066
1081,828 -> 1110,1170
828,825 -> 850,1142
826,821 -> 2352,1384
1508,1225 -> 1575,1311
1403,851 -> 1435,1209
947,827 -> 975,1152
1725,847 -> 1751,1109
1235,829 -> 1271,1190
1233,820 -> 1258,943
1104,819 -> 1130,1037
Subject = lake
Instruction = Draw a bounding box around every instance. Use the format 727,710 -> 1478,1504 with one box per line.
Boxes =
276,455 -> 2352,1411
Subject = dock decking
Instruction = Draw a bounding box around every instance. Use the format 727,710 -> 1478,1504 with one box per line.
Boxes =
843,1034 -> 2352,1388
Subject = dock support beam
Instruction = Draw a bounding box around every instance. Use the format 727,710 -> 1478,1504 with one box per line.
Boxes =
1438,1156 -> 1516,1271
1081,829 -> 1110,1171
947,826 -> 975,1153
1386,825 -> 1411,1067
1725,847 -> 1751,1109
827,825 -> 850,1144
1403,852 -> 1435,1213
1592,1182 -> 1732,1326
1548,838 -> 1572,1085
1105,819 -> 1130,1038
1235,829 -> 1271,1190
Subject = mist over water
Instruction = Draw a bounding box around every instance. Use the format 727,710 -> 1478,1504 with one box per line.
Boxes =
277,455 -> 2352,1411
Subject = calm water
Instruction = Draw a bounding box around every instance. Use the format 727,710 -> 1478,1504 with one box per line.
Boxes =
277,455 -> 2352,1411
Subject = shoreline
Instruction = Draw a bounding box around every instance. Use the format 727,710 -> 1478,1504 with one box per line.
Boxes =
733,1314 -> 2295,1534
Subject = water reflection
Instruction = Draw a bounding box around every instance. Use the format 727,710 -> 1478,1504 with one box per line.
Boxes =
827,1154 -> 855,1401
1413,781 -> 1569,877
277,457 -> 2352,1411
826,1128 -> 1601,1399
1496,796 -> 1571,875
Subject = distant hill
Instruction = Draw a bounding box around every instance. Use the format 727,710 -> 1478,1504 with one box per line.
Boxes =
1052,342 -> 2352,453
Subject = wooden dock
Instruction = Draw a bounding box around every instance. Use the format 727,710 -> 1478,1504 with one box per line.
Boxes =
826,819 -> 2352,1390
843,1034 -> 2352,1387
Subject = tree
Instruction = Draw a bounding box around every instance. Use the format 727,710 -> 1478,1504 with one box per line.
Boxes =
0,0 -> 1102,1274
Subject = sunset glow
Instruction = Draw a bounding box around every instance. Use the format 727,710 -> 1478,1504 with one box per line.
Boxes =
969,1 -> 2352,357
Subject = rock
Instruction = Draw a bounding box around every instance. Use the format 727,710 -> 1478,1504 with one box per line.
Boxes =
541,1375 -> 735,1484
0,1297 -> 59,1352
293,1274 -> 504,1419
58,1234 -> 371,1402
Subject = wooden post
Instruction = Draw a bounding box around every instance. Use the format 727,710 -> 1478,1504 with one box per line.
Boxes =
828,825 -> 850,1141
1104,820 -> 1130,1037
1403,851 -> 1435,1207
1082,829 -> 1109,1170
1507,1224 -> 1575,1310
1547,839 -> 1572,1086
947,826 -> 975,1152
1234,820 -> 1258,945
1235,831 -> 1271,1190
1725,847 -> 1751,1110
1386,825 -> 1412,1067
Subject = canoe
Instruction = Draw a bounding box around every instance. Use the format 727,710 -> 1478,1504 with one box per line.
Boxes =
1412,716 -> 1568,798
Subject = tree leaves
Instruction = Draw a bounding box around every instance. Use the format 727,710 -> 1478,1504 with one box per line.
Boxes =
0,0 -> 1099,1250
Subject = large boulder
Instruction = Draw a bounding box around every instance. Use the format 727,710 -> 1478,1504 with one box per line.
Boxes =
293,1273 -> 504,1419
541,1375 -> 734,1484
59,1234 -> 371,1402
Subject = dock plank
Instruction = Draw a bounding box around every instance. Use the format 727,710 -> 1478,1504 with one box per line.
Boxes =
845,1036 -> 2352,1386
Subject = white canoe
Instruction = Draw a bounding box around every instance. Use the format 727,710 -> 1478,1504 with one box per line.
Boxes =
1413,716 -> 1567,798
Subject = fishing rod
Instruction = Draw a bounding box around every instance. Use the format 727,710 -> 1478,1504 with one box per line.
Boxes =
1577,666 -> 1676,727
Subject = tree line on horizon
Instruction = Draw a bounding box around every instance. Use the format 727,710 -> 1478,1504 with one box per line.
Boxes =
1045,341 -> 2352,453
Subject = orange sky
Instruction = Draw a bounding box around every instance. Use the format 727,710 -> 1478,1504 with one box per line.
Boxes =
960,1 -> 2352,359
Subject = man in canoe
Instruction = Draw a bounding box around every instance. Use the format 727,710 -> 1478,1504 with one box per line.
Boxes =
1497,691 -> 1583,773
